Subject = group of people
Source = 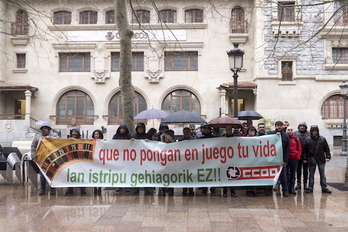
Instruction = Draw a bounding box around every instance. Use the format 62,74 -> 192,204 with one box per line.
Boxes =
31,119 -> 332,197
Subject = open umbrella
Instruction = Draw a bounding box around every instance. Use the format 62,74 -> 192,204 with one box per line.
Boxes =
134,109 -> 168,119
163,110 -> 206,123
238,111 -> 263,120
208,117 -> 243,129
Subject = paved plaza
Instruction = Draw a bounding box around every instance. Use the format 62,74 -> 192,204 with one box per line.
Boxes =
1,155 -> 348,232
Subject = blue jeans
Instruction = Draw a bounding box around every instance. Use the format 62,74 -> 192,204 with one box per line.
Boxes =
308,162 -> 327,190
286,159 -> 298,190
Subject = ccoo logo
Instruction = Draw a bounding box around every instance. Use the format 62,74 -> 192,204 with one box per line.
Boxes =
226,166 -> 241,180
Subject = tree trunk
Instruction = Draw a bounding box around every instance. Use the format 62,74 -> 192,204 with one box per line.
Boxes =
115,0 -> 134,134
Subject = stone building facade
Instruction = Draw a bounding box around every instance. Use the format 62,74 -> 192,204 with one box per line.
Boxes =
0,0 -> 347,148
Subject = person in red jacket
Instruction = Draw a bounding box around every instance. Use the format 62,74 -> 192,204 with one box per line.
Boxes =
286,127 -> 302,194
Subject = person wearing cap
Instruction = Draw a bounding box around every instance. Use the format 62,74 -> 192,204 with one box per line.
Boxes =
189,123 -> 197,139
303,125 -> 331,194
66,127 -> 87,196
196,123 -> 217,195
31,121 -> 60,196
294,121 -> 310,190
268,121 -> 290,197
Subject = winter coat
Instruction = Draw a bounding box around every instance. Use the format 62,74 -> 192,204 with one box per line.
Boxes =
268,130 -> 290,163
31,130 -> 60,159
112,124 -> 131,140
303,126 -> 331,164
131,123 -> 147,139
288,134 -> 302,160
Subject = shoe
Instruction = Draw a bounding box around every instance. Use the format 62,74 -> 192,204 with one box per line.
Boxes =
275,188 -> 281,195
210,191 -> 216,196
199,191 -> 207,196
50,189 -> 56,195
322,189 -> 332,194
81,190 -> 87,195
65,190 -> 73,195
283,190 -> 289,197
295,184 -> 301,189
290,189 -> 297,194
189,191 -> 194,196
231,190 -> 237,197
182,191 -> 187,196
39,190 -> 45,196
273,185 -> 279,191
306,189 -> 313,193
223,193 -> 227,197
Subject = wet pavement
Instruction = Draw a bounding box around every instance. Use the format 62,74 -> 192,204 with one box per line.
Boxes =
1,155 -> 348,232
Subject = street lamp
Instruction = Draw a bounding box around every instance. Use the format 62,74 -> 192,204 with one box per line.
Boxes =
340,81 -> 348,156
227,43 -> 244,136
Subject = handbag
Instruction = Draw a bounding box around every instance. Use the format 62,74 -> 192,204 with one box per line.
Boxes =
308,156 -> 316,167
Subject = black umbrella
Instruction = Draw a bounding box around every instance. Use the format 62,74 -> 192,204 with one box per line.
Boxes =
238,111 -> 263,120
163,110 -> 206,123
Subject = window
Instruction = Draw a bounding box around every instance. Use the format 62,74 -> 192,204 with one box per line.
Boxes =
15,9 -> 29,35
56,90 -> 94,125
79,10 -> 97,24
321,95 -> 345,119
161,90 -> 201,114
54,11 -> 71,24
165,52 -> 198,71
334,1 -> 348,26
159,10 -> 176,23
278,1 -> 295,22
16,54 -> 26,68
333,48 -> 348,64
59,53 -> 91,72
106,10 -> 115,24
132,10 -> 150,23
111,52 -> 144,71
281,61 -> 293,81
185,9 -> 203,23
231,7 -> 246,33
108,92 -> 147,124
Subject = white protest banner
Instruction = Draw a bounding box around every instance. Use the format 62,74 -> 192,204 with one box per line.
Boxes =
35,135 -> 283,188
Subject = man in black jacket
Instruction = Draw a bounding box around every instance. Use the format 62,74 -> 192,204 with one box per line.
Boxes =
294,121 -> 310,190
303,125 -> 331,194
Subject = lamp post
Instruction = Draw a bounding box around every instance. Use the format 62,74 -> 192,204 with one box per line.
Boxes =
227,43 -> 244,136
340,81 -> 348,156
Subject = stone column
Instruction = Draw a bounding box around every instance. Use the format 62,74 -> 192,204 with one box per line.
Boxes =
25,90 -> 32,120
220,89 -> 227,117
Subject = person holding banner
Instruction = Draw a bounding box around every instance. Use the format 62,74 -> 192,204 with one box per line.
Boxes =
179,127 -> 195,196
222,125 -> 237,197
197,123 -> 217,196
92,130 -> 104,196
66,128 -> 87,196
31,121 -> 60,196
161,130 -> 176,196
268,121 -> 290,197
112,124 -> 131,140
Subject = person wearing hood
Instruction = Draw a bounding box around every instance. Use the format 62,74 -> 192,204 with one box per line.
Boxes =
131,123 -> 147,139
112,124 -> 131,140
294,121 -> 311,190
66,127 -> 87,196
31,121 -> 60,196
156,122 -> 169,141
303,125 -> 332,194
92,130 -> 104,196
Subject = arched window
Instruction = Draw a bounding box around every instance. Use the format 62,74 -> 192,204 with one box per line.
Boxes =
79,10 -> 98,24
108,92 -> 147,124
132,10 -> 150,23
321,95 -> 346,119
159,10 -> 176,23
56,90 -> 95,125
15,9 -> 28,35
185,9 -> 203,23
231,6 -> 246,33
105,10 -> 115,24
161,90 -> 201,114
54,11 -> 71,24
334,1 -> 348,25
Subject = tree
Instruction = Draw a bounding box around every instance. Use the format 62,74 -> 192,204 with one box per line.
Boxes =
115,0 -> 135,134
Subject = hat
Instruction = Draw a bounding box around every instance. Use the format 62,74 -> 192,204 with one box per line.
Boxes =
275,121 -> 283,126
40,121 -> 51,130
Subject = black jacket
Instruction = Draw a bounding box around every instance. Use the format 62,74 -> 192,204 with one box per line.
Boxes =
268,130 -> 290,163
303,128 -> 331,164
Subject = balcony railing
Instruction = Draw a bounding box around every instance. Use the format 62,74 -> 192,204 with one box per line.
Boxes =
103,115 -> 146,125
0,114 -> 25,120
318,11 -> 348,27
50,115 -> 98,125
230,20 -> 248,33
